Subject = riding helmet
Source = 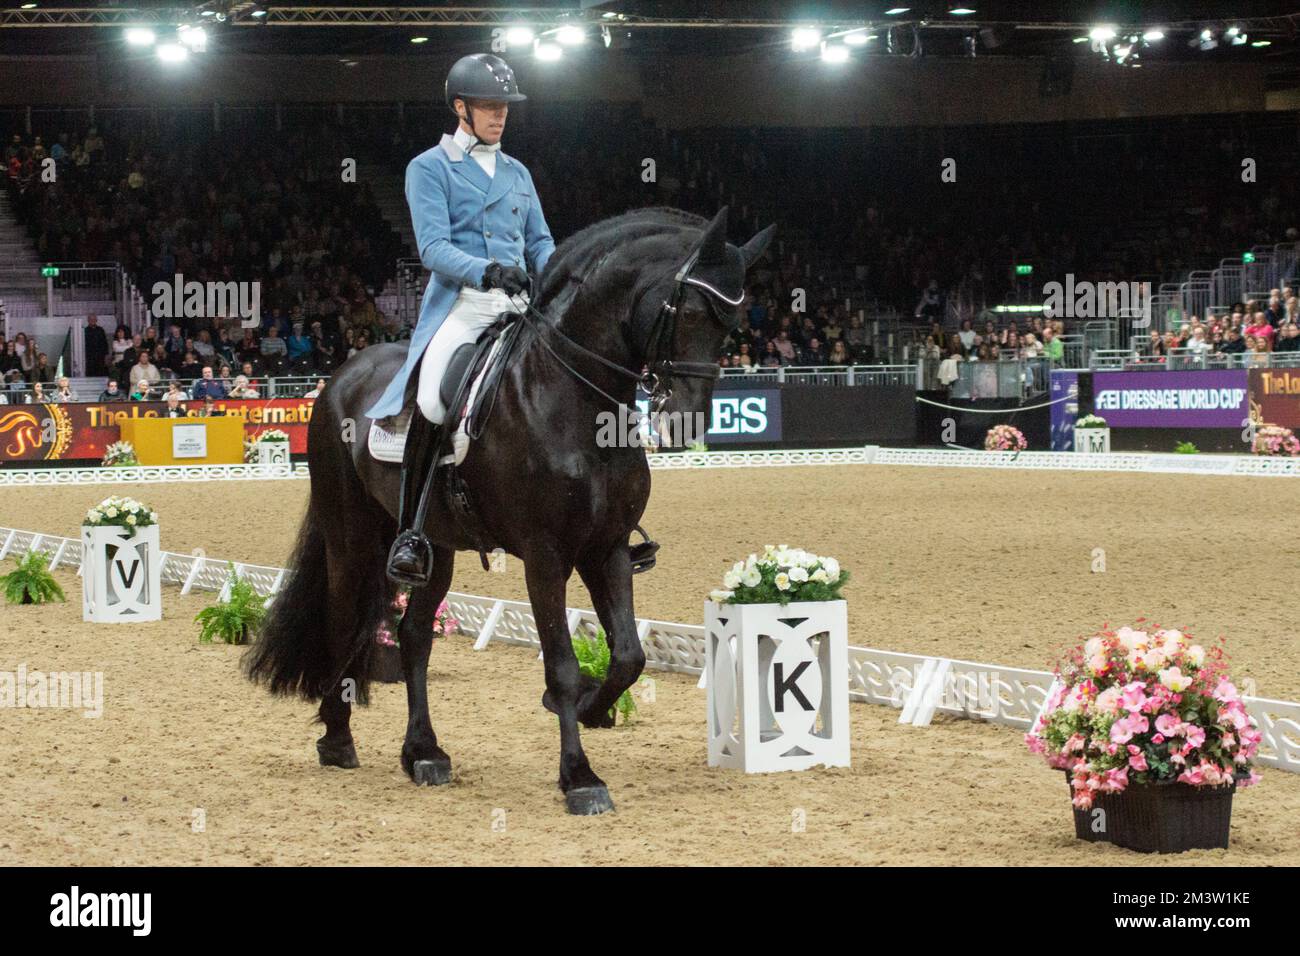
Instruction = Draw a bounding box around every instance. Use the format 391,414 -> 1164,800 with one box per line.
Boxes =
445,53 -> 527,112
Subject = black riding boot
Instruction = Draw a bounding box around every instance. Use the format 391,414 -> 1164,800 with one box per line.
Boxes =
386,412 -> 441,585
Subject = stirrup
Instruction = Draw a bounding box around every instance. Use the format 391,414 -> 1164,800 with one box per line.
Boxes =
629,524 -> 660,575
387,530 -> 434,586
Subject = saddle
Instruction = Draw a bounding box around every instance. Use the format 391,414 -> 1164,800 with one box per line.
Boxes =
368,311 -> 526,465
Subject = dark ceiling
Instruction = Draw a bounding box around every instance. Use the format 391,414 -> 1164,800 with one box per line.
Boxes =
1,1 -> 1298,64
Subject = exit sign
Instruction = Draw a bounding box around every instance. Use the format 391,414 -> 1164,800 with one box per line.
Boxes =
1015,264 -> 1033,276
42,266 -> 59,277
1243,252 -> 1256,263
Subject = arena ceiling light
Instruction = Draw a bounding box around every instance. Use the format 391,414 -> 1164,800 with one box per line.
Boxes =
504,26 -> 535,47
178,25 -> 208,52
790,27 -> 821,51
534,39 -> 563,61
409,36 -> 428,44
1142,29 -> 1165,42
555,25 -> 585,45
1253,39 -> 1272,47
884,7 -> 909,14
156,43 -> 188,64
842,30 -> 875,46
124,28 -> 156,47
820,41 -> 849,64
948,7 -> 977,15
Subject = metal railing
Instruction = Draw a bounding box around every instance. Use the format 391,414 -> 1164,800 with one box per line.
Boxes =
945,357 -> 1052,401
6,375 -> 326,403
1089,348 -> 1300,371
395,257 -> 427,332
719,364 -> 916,387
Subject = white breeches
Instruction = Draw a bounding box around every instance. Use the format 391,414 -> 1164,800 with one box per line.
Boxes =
416,286 -> 525,424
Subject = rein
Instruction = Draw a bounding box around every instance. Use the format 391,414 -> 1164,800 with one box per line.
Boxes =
505,247 -> 732,414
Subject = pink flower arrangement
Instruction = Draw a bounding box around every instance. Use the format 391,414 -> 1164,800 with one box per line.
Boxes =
375,592 -> 459,648
1251,423 -> 1300,457
985,424 -> 1027,452
1025,621 -> 1262,809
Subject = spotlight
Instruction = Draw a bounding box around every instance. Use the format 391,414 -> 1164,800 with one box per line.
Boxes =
156,43 -> 188,63
200,9 -> 215,16
251,9 -> 267,18
843,30 -> 874,46
410,36 -> 428,45
1089,25 -> 1117,43
791,27 -> 821,51
1194,29 -> 1218,51
555,25 -> 585,45
949,7 -> 976,14
820,42 -> 849,64
1142,29 -> 1165,42
1253,40 -> 1272,47
534,40 -> 563,61
124,28 -> 156,47
884,7 -> 909,14
1232,33 -> 1248,46
178,26 -> 207,52
505,27 -> 535,47
1226,26 -> 1240,37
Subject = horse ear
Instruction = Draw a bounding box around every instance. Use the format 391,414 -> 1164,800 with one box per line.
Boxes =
740,223 -> 776,270
696,206 -> 729,264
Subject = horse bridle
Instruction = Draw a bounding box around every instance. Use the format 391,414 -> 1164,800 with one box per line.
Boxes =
634,247 -> 744,414
509,246 -> 742,414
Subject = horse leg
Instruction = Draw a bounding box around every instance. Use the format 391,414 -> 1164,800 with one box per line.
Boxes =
527,553 -> 614,815
315,543 -> 369,769
575,545 -> 646,729
399,546 -> 456,786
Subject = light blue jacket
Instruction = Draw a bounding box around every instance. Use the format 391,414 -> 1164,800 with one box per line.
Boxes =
366,133 -> 555,420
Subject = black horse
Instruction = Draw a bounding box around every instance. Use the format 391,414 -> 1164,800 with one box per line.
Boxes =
244,206 -> 774,814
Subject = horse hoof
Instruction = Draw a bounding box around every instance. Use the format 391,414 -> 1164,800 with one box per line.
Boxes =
317,739 -> 360,769
565,786 -> 615,816
411,758 -> 453,787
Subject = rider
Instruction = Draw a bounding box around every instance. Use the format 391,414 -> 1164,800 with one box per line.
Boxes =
368,53 -> 555,585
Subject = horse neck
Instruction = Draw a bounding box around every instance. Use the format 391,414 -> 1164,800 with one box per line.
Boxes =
544,269 -> 645,401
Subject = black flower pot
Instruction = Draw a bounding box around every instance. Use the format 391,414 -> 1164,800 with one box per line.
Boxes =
371,643 -> 405,684
1065,771 -> 1236,853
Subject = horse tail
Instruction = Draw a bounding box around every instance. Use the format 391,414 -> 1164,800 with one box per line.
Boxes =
242,503 -> 336,700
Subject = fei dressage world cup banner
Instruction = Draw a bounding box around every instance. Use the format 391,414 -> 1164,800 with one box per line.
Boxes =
1093,370 -> 1249,429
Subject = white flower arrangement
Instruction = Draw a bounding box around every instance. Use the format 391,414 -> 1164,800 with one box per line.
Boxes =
101,441 -> 139,467
710,544 -> 848,605
256,429 -> 290,443
84,495 -> 157,535
1075,414 -> 1108,429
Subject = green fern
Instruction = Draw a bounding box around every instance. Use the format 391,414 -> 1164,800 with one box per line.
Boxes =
195,564 -> 267,645
0,549 -> 66,605
571,628 -> 637,725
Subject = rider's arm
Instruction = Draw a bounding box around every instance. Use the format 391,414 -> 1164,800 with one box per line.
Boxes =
519,167 -> 556,278
406,154 -> 492,288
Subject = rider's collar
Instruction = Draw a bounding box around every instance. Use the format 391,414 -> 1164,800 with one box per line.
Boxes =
453,126 -> 502,155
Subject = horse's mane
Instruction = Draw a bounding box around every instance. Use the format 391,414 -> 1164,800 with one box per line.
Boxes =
534,207 -> 709,312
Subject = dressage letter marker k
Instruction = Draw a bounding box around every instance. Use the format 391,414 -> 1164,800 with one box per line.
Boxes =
774,661 -> 814,712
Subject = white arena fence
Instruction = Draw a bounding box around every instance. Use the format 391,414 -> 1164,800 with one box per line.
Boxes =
3,445 -> 1300,486
2,524 -> 1297,776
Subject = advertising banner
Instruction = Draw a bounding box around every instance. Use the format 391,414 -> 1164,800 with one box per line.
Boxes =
1249,368 -> 1300,430
1049,371 -> 1080,451
634,387 -> 781,444
1093,370 -> 1248,429
0,398 -> 315,465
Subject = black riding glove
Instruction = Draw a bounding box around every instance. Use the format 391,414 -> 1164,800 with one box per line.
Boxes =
481,262 -> 530,297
